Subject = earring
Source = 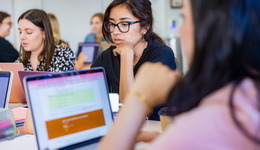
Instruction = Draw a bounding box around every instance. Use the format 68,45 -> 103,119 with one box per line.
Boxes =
143,32 -> 146,35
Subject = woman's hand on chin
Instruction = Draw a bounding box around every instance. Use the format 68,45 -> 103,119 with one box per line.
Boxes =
113,42 -> 136,57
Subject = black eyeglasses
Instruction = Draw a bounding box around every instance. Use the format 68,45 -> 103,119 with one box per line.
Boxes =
104,21 -> 141,33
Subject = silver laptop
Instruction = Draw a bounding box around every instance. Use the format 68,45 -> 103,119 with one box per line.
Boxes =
0,71 -> 13,108
23,68 -> 113,150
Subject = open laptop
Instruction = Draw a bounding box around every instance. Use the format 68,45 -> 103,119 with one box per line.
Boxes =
23,67 -> 113,150
76,42 -> 99,64
0,71 -> 13,108
0,63 -> 25,103
18,71 -> 52,90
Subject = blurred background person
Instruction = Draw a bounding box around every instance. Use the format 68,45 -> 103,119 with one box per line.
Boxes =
75,13 -> 105,70
47,13 -> 69,47
84,13 -> 106,55
0,11 -> 19,62
84,13 -> 105,44
75,52 -> 88,70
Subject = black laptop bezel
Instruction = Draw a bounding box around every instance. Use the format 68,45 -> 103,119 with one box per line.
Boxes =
76,42 -> 100,64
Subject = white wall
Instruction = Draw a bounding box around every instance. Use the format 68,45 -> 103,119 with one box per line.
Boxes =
43,0 -> 104,52
150,0 -> 187,73
151,0 -> 182,40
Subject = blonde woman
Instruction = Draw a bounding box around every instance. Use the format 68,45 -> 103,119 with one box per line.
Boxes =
47,13 -> 69,47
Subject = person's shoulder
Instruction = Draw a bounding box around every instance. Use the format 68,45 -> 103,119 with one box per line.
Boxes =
0,37 -> 5,42
201,78 -> 257,105
88,33 -> 96,36
200,78 -> 259,124
143,40 -> 176,69
100,45 -> 116,56
92,45 -> 116,67
0,37 -> 12,46
148,40 -> 172,53
84,33 -> 96,42
15,57 -> 20,63
0,37 -> 6,41
86,33 -> 96,38
97,45 -> 116,61
58,40 -> 69,47
55,45 -> 72,52
147,42 -> 174,58
149,78 -> 260,149
54,45 -> 74,57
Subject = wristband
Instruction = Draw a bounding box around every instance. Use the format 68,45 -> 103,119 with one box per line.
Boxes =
130,89 -> 153,114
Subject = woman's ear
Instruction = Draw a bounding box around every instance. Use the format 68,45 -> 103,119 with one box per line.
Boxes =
42,31 -> 45,40
142,25 -> 150,35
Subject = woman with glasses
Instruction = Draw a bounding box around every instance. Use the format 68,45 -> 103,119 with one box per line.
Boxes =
98,0 -> 260,149
91,0 -> 176,120
0,11 -> 19,62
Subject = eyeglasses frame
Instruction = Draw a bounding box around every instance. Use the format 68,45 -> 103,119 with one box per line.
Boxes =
104,21 -> 141,33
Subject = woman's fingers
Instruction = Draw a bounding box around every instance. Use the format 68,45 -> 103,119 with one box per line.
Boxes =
136,131 -> 160,143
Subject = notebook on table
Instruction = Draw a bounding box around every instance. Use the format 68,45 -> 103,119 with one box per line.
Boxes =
76,42 -> 100,64
0,63 -> 25,103
0,71 -> 13,108
23,67 -> 113,150
11,107 -> 27,127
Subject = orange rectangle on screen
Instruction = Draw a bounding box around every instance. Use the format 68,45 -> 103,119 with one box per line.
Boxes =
46,109 -> 105,139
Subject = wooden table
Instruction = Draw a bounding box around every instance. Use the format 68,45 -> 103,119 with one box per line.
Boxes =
0,120 -> 161,150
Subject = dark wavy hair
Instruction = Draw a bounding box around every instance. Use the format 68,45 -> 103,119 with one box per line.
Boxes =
0,11 -> 10,23
18,9 -> 55,71
168,0 -> 260,144
102,0 -> 165,45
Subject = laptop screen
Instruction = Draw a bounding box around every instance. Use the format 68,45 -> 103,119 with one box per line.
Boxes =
0,71 -> 12,108
24,68 -> 113,150
77,43 -> 99,64
18,71 -> 52,90
0,63 -> 25,103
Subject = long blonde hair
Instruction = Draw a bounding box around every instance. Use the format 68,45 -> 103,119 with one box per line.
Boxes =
47,13 -> 61,45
